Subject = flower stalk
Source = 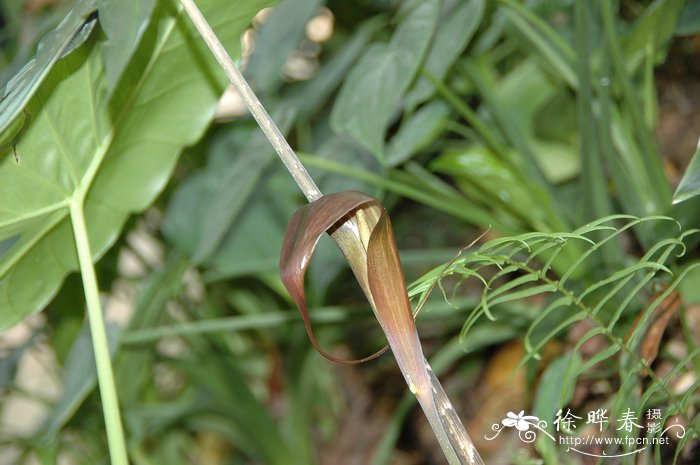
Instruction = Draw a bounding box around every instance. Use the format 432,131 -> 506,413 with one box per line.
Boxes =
177,0 -> 321,202
179,1 -> 484,463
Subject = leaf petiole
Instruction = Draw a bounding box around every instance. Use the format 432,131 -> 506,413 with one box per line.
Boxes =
69,199 -> 128,465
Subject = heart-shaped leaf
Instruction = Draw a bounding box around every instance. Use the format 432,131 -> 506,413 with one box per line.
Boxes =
97,0 -> 156,95
0,0 -> 270,330
280,190 -> 484,465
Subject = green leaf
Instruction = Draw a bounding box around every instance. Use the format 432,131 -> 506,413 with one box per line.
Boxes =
0,0 -> 97,135
115,256 -> 189,404
299,151 -> 515,232
460,59 -> 569,233
310,135 -> 381,194
487,283 -> 557,306
163,109 -> 295,263
97,0 -> 156,95
205,167 -> 299,278
532,352 -> 581,461
600,0 -> 673,212
673,139 -> 700,204
390,0 -> 439,63
491,59 -> 581,184
245,0 -> 323,94
623,0 -> 684,71
529,139 -> 579,184
431,146 -> 546,231
499,0 -> 576,88
330,43 -> 409,158
286,16 -> 385,119
386,100 -> 450,167
330,0 -> 439,159
0,109 -> 29,162
41,321 -> 120,436
177,354 -> 295,465
0,0 -> 269,330
533,353 -> 581,430
678,264 -> 700,304
406,0 -> 484,109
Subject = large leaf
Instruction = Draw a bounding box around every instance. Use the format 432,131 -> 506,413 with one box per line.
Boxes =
97,0 -> 156,95
330,0 -> 438,160
0,0 -> 269,330
329,43 -> 406,159
0,0 -> 97,135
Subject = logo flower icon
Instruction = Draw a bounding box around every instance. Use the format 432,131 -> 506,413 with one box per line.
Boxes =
502,411 -> 539,432
486,410 -> 550,442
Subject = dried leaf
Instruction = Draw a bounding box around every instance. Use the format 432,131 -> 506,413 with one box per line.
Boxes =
279,191 -> 388,364
364,198 -> 430,395
626,287 -> 682,369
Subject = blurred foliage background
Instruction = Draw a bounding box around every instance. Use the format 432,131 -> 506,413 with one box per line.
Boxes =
0,0 -> 699,464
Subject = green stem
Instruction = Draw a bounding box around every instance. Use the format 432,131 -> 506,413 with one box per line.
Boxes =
70,200 -> 128,465
177,0 -> 321,202
121,307 -> 350,344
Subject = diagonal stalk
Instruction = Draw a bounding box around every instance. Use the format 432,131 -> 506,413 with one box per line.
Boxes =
70,199 -> 128,465
177,0 -> 321,202
178,1 -> 483,463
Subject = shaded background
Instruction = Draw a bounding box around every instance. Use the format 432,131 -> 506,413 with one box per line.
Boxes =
1,0 -> 699,464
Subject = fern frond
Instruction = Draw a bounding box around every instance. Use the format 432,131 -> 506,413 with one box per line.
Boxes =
408,215 -> 699,459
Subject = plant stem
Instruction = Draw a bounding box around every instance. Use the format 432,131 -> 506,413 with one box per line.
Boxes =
177,0 -> 322,202
122,306 -> 350,344
424,359 -> 485,465
70,200 -> 128,465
